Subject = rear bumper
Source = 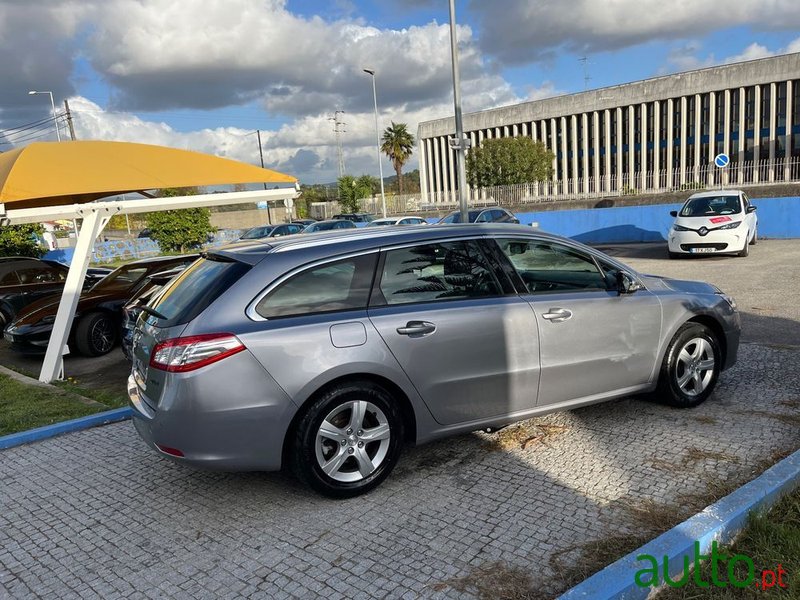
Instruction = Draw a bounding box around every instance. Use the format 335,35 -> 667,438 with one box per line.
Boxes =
127,351 -> 299,471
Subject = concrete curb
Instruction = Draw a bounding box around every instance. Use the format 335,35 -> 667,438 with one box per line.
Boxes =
0,364 -> 107,408
0,407 -> 132,450
558,448 -> 800,599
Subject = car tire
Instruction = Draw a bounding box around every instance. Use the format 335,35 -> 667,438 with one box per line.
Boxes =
75,312 -> 117,356
738,237 -> 749,257
654,322 -> 720,408
291,380 -> 404,498
749,227 -> 758,245
0,311 -> 7,333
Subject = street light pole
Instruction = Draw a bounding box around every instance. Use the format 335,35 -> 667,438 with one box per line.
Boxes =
256,129 -> 272,224
447,0 -> 469,224
28,90 -> 61,142
363,68 -> 387,218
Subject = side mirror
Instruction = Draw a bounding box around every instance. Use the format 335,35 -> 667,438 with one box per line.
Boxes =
616,271 -> 643,295
746,206 -> 757,213
669,210 -> 678,217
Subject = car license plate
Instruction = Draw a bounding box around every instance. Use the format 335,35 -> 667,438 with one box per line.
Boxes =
133,359 -> 147,391
691,248 -> 715,253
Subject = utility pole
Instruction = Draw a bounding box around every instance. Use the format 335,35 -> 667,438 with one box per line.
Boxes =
448,0 -> 470,223
64,100 -> 76,140
256,129 -> 272,224
328,111 -> 346,179
579,57 -> 592,91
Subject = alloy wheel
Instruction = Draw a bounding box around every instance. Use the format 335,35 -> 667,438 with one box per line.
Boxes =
674,337 -> 716,396
315,400 -> 391,483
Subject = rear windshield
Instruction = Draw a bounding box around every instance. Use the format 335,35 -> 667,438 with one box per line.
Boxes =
149,257 -> 250,327
680,195 -> 742,217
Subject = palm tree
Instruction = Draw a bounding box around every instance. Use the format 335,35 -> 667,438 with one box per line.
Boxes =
380,122 -> 415,194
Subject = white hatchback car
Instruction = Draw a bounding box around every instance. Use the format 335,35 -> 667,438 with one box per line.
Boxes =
365,216 -> 429,227
667,190 -> 758,258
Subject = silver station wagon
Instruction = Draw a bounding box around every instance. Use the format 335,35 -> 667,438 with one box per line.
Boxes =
128,224 -> 740,497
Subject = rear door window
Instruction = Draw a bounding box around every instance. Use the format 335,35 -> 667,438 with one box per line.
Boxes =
255,254 -> 378,319
374,240 -> 502,306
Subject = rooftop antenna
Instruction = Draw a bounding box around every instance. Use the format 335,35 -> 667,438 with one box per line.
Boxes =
579,56 -> 592,91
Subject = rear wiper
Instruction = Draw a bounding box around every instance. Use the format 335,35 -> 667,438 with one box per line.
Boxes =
139,306 -> 168,320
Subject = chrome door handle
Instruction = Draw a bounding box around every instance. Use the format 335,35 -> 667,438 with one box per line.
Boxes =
396,321 -> 436,336
542,308 -> 573,323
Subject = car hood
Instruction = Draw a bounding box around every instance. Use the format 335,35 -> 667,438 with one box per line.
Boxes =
640,274 -> 718,295
672,214 -> 742,230
11,289 -> 126,326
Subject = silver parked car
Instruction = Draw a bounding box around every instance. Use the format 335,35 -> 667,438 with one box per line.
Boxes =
128,225 -> 740,497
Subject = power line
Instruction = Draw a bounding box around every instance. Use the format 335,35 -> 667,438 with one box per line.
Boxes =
579,56 -> 592,91
0,114 -> 61,135
0,128 -> 58,146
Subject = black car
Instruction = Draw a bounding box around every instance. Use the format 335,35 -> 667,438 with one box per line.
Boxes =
0,257 -> 110,331
291,219 -> 317,227
120,266 -> 188,360
301,220 -> 358,233
437,207 -> 520,224
239,223 -> 304,240
4,255 -> 198,356
332,213 -> 376,223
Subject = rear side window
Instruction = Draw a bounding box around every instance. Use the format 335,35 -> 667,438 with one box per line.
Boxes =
255,254 -> 377,319
375,241 -> 501,306
150,258 -> 250,326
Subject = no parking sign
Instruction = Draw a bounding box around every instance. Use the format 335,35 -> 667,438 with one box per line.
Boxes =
714,153 -> 730,168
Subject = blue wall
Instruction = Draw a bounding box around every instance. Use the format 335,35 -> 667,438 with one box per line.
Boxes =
427,196 -> 800,244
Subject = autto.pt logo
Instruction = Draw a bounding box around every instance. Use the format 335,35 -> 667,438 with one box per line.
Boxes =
635,541 -> 788,590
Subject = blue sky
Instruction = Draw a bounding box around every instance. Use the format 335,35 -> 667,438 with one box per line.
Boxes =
1,0 -> 798,183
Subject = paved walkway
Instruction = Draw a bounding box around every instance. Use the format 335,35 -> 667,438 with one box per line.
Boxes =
2,240 -> 800,598
1,342 -> 798,599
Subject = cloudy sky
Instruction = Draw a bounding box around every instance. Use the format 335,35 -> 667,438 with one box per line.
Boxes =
1,0 -> 799,184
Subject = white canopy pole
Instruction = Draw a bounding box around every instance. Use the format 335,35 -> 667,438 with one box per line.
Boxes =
0,187 -> 299,383
39,209 -> 109,382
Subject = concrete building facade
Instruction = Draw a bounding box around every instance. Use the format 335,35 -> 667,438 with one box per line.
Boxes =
417,53 -> 800,203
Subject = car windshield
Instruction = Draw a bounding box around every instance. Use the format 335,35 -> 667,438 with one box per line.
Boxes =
241,226 -> 275,239
680,195 -> 742,217
91,264 -> 149,292
306,221 -> 341,232
439,210 -> 482,224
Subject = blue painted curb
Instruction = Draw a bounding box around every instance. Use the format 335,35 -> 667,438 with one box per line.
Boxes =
558,448 -> 800,599
0,407 -> 132,450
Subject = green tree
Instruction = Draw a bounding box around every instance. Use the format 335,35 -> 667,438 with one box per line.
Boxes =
337,175 -> 375,213
466,136 -> 554,188
144,188 -> 215,253
380,122 -> 415,194
0,224 -> 45,257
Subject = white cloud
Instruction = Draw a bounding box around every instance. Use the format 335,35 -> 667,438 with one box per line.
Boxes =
470,0 -> 800,65
663,36 -> 800,73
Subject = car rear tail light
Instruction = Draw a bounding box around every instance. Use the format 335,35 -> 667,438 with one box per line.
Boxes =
149,333 -> 245,373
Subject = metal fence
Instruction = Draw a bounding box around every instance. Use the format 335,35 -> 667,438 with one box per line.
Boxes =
312,157 -> 800,217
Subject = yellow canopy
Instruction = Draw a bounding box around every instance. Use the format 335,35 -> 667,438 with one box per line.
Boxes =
0,140 -> 296,210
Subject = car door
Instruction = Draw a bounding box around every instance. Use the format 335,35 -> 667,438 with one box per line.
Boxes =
492,237 -> 662,406
367,239 -> 540,426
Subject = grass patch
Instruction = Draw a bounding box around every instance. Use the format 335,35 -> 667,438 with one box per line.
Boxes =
657,487 -> 800,599
434,561 -> 546,600
486,422 -> 569,451
0,374 -> 121,436
691,415 -> 718,425
737,409 -> 800,427
550,534 -> 651,591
